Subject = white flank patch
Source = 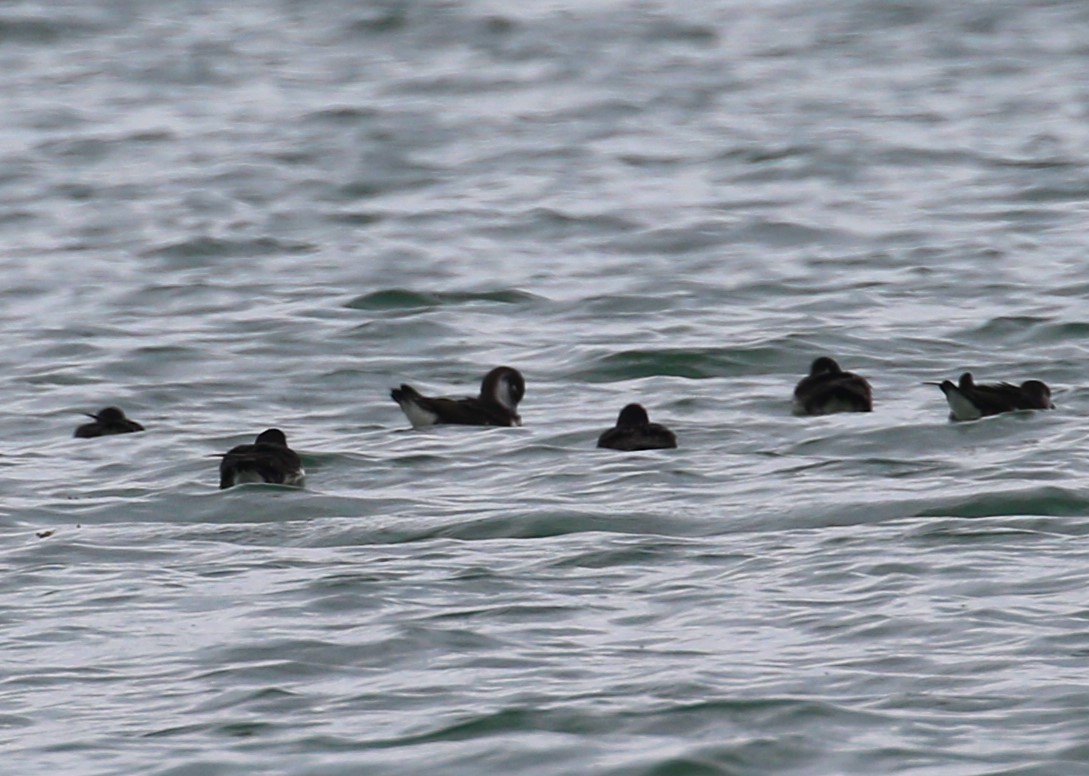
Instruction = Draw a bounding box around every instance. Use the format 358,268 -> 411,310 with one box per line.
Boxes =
231,467 -> 306,487
945,389 -> 982,421
816,397 -> 862,414
401,400 -> 439,428
232,470 -> 267,487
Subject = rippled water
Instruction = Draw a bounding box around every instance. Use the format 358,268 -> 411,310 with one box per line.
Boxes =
3,1 -> 1089,774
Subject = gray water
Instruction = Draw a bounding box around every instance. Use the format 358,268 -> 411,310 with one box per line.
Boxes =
3,1 -> 1089,774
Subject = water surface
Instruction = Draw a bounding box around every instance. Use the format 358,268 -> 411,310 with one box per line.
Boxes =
2,1 -> 1089,774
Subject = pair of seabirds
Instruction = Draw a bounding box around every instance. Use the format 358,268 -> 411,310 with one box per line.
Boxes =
390,366 -> 676,451
73,359 -> 1054,488
75,408 -> 304,490
792,357 -> 1054,418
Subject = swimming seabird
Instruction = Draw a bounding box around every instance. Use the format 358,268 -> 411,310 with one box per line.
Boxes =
74,407 -> 145,438
930,372 -> 1054,421
390,366 -> 525,428
792,357 -> 873,415
218,428 -> 305,489
597,403 -> 677,451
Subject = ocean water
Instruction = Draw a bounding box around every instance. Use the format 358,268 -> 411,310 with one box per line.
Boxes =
3,0 -> 1089,773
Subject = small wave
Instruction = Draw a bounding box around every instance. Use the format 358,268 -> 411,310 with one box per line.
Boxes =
483,207 -> 638,239
346,8 -> 410,36
915,486 -> 1089,519
302,106 -> 381,126
143,237 -> 317,263
573,347 -> 786,382
0,15 -> 101,44
1030,322 -> 1089,344
961,315 -> 1048,342
425,510 -> 705,541
607,222 -> 739,256
639,19 -> 718,44
345,288 -> 544,311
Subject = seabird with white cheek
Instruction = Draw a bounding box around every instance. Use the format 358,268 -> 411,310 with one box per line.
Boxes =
391,366 -> 525,428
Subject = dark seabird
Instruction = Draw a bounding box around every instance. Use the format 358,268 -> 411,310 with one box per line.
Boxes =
74,407 -> 145,438
597,403 -> 677,451
930,372 -> 1054,421
219,428 -> 305,489
792,357 -> 873,415
390,366 -> 525,428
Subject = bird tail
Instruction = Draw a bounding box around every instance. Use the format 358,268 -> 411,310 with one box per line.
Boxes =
390,384 -> 421,405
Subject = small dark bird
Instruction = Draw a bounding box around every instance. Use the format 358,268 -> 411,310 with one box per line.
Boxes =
792,357 -> 873,415
597,403 -> 677,451
391,366 -> 525,428
930,372 -> 1054,421
218,428 -> 305,489
74,407 -> 145,438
